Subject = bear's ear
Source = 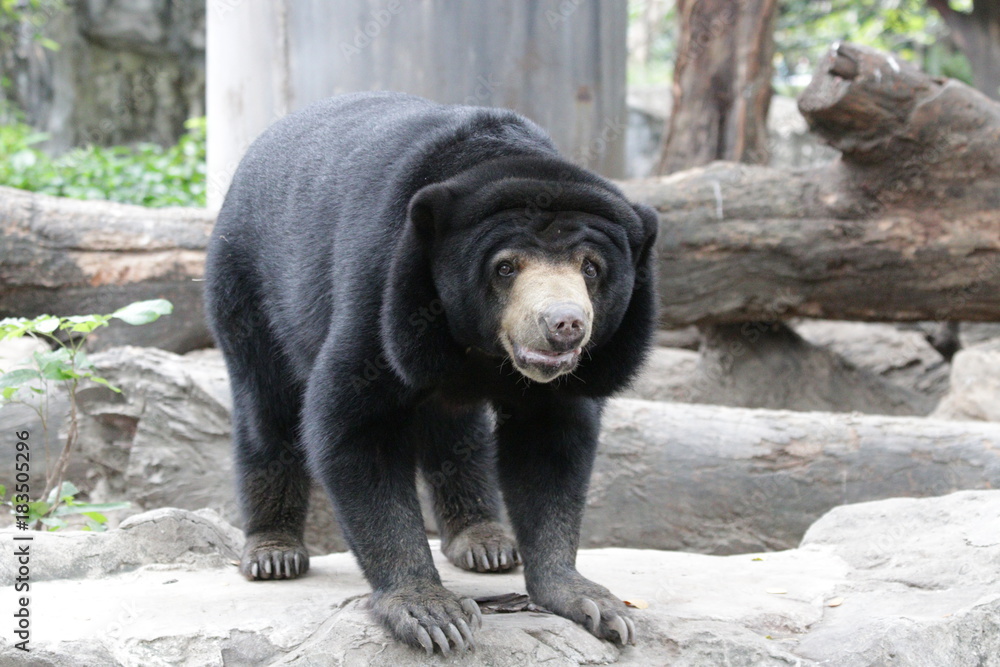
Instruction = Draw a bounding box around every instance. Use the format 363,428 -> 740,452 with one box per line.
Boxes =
381,183 -> 465,389
408,182 -> 456,243
630,202 -> 659,264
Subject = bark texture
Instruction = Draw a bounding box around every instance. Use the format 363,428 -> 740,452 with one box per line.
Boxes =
623,43 -> 1000,326
656,0 -> 777,174
929,0 -> 1000,100
0,185 -> 215,352
587,398 -> 1000,553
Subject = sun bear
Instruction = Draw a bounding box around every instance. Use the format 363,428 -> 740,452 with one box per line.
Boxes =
204,91 -> 658,654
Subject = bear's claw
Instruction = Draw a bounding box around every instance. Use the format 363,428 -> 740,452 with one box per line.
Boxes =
372,584 -> 482,654
531,574 -> 637,646
443,521 -> 520,573
241,533 -> 309,581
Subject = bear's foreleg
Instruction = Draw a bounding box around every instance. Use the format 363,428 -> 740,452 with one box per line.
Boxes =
496,395 -> 636,646
303,385 -> 481,654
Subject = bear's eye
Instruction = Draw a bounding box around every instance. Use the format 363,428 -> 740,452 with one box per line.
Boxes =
582,259 -> 599,279
496,261 -> 516,278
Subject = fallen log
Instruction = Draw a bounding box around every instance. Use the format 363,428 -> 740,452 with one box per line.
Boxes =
621,42 -> 1000,326
0,186 -> 215,352
586,398 -> 1000,554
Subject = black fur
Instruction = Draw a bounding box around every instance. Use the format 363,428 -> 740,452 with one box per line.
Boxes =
204,91 -> 657,653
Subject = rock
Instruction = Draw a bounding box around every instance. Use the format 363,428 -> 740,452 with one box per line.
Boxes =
0,508 -> 241,585
25,346 -> 1000,558
619,347 -> 700,402
795,320 -> 950,403
654,326 -> 701,350
2,491 -> 998,665
795,491 -> 1000,665
0,338 -> 68,497
74,346 -> 349,554
628,322 -> 949,413
690,323 -> 936,416
932,341 -> 1000,422
960,322 -> 1000,349
4,0 -> 205,152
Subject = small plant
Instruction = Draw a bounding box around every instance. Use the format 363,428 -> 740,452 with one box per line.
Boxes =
0,480 -> 128,531
0,298 -> 173,530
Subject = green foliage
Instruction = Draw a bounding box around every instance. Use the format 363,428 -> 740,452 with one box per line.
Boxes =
1,481 -> 129,531
627,0 -> 975,89
0,117 -> 206,207
775,0 -> 973,90
0,299 -> 173,399
0,299 -> 172,530
0,0 -> 64,52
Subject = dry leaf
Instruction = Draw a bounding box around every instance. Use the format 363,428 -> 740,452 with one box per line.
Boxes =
624,599 -> 649,609
826,597 -> 845,607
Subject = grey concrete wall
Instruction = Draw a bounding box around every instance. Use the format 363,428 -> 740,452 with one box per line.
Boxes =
206,0 -> 628,207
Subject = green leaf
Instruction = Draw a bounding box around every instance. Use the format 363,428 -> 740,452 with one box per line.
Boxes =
111,299 -> 173,325
88,375 -> 121,393
59,480 -> 79,501
2,387 -> 16,400
0,484 -> 6,499
44,480 -> 78,505
34,316 -> 60,333
83,518 -> 109,532
63,314 -> 109,334
34,348 -> 76,380
0,368 -> 41,388
41,516 -> 66,530
28,500 -> 50,517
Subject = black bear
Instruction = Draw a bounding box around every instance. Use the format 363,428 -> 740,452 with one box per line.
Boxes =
205,91 -> 657,654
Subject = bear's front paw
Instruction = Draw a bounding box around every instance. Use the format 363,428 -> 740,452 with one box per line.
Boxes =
530,571 -> 636,646
443,521 -> 521,572
240,532 -> 309,581
371,583 -> 482,655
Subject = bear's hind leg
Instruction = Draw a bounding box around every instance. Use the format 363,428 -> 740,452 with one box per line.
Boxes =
232,405 -> 311,580
220,315 -> 311,581
415,402 -> 520,572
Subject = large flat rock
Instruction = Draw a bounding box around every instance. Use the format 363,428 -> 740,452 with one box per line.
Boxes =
1,491 -> 998,666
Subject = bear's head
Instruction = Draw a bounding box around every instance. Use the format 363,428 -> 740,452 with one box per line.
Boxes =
382,156 -> 658,395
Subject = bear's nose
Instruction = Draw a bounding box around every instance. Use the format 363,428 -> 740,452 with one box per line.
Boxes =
541,303 -> 587,351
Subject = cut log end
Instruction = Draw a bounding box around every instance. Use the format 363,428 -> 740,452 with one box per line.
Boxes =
798,42 -> 934,160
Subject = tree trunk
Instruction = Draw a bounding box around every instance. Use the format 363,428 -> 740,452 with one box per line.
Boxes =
929,0 -> 1000,100
621,43 -> 1000,326
0,185 -> 214,352
656,0 -> 777,174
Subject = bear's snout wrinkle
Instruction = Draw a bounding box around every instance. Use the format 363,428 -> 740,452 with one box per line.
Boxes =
541,302 -> 587,351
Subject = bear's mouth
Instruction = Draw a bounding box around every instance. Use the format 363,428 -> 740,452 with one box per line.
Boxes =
506,339 -> 581,382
